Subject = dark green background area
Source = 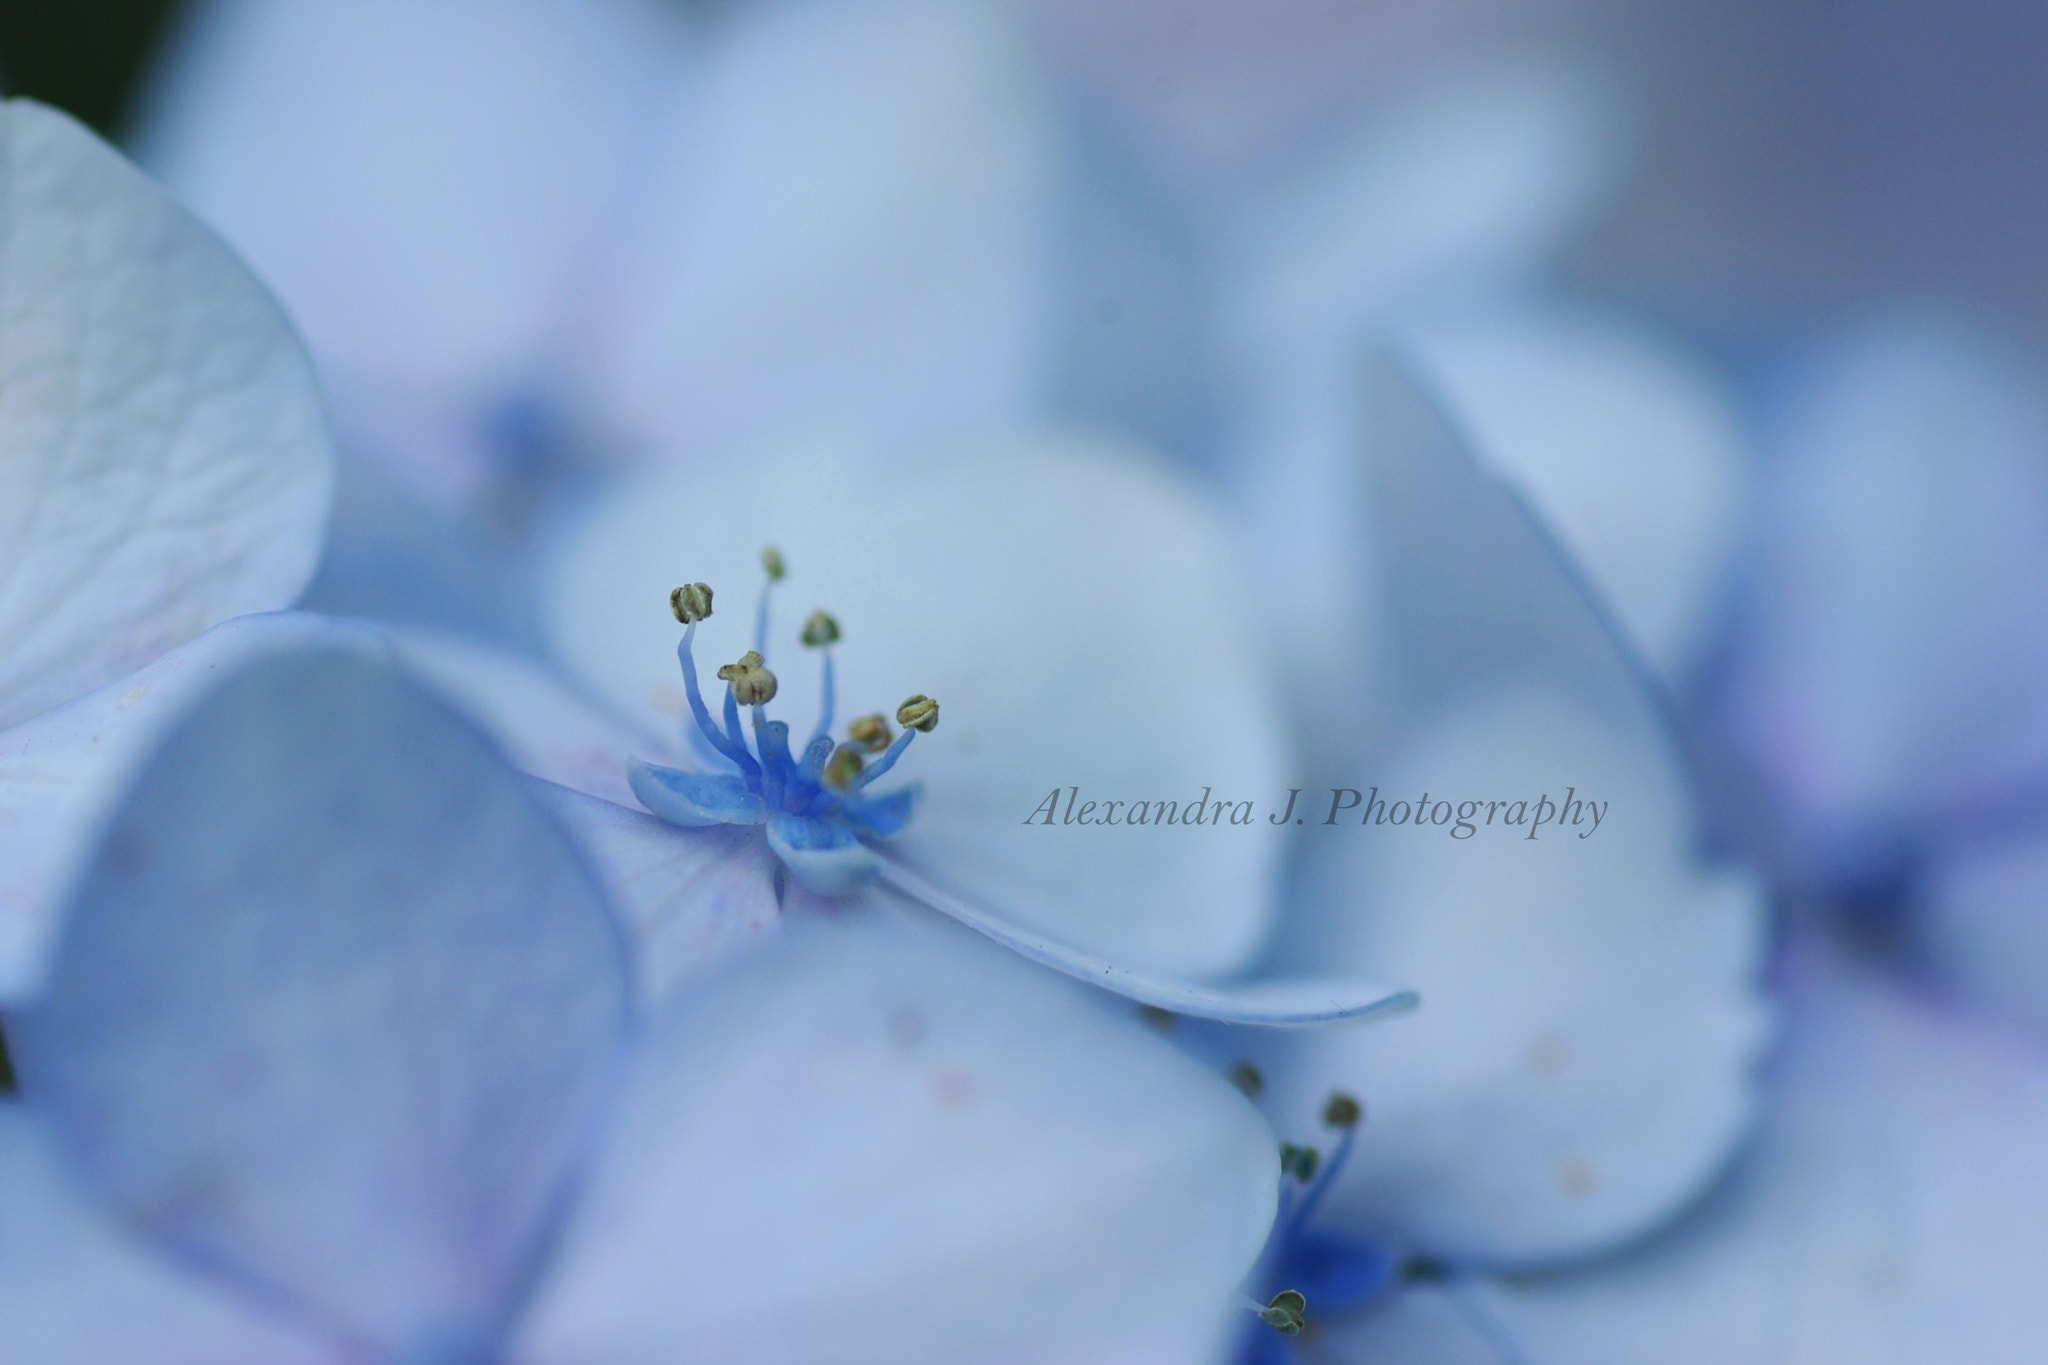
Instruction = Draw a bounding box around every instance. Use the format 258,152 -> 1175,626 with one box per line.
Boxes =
1,0 -> 186,136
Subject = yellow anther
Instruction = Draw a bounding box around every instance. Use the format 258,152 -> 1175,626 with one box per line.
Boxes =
717,653 -> 777,705
670,583 -> 713,624
823,745 -> 866,790
801,610 -> 841,647
848,714 -> 892,753
761,546 -> 786,582
896,695 -> 939,733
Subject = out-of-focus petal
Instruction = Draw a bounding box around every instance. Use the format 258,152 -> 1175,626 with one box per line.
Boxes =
1407,307 -> 1748,675
1213,61 -> 1624,736
0,612 -> 380,1002
10,647 -> 631,1362
1921,819 -> 2048,1040
1330,928 -> 2048,1365
0,1107 -> 345,1365
136,0 -> 671,501
544,432 -> 1291,981
1713,318 -> 2048,884
509,915 -> 1277,1365
0,100 -> 333,731
569,0 -> 1058,463
1252,358 -> 1768,1263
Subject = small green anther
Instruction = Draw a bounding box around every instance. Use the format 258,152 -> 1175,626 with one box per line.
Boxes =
897,694 -> 939,733
849,714 -> 892,752
1227,1061 -> 1264,1100
1323,1092 -> 1362,1130
670,582 -> 713,624
1259,1291 -> 1307,1336
823,744 -> 866,790
801,610 -> 840,647
761,546 -> 786,581
1280,1143 -> 1320,1184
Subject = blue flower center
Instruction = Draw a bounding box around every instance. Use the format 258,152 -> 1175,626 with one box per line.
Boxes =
625,554 -> 932,896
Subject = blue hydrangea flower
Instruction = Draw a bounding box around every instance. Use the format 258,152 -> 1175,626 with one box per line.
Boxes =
623,565 -> 930,897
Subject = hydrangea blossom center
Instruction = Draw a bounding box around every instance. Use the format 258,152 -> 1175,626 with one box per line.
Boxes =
627,548 -> 936,896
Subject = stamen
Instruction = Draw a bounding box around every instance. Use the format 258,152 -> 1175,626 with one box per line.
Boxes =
1285,1090 -> 1363,1233
1280,1144 -> 1320,1184
824,744 -> 865,790
848,714 -> 892,753
1257,1290 -> 1308,1336
718,653 -> 778,706
801,610 -> 840,646
896,694 -> 939,732
756,546 -> 783,657
670,582 -> 713,624
851,722 -> 918,789
675,620 -> 752,772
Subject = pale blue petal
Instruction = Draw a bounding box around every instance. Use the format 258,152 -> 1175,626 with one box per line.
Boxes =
10,647 -> 632,1361
1328,930 -> 2048,1364
509,917 -> 1277,1365
0,612 -> 387,1004
529,779 -> 781,1005
878,859 -> 1415,1027
1248,356 -> 1770,1261
766,812 -> 883,897
0,1108 -> 345,1365
626,757 -> 767,827
0,99 -> 332,730
136,0 -> 671,502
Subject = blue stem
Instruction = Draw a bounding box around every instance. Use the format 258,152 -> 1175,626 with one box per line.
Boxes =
723,685 -> 761,781
678,626 -> 752,771
853,727 -> 916,789
1286,1126 -> 1356,1235
809,649 -> 836,750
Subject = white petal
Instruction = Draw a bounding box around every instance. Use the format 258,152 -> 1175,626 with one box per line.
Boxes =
569,0 -> 1058,461
544,432 -> 1292,980
0,1107 -> 345,1365
510,915 -> 1278,1365
1714,317 -> 2048,881
136,0 -> 671,501
10,645 -> 631,1360
0,611 -> 381,1003
1406,307 -> 1749,675
0,100 -> 333,730
1248,360 -> 1769,1263
1342,930 -> 2048,1365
